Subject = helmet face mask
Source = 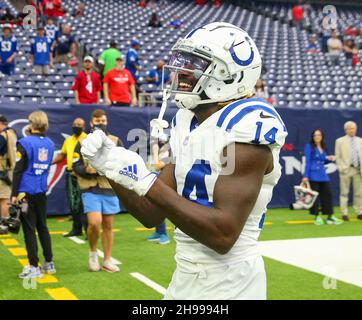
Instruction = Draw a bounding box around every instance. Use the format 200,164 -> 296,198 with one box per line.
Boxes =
164,50 -> 212,94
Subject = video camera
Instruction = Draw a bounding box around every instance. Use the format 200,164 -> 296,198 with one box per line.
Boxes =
4,193 -> 28,234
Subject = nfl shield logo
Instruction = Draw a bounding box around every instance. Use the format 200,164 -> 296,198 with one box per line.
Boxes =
38,148 -> 48,162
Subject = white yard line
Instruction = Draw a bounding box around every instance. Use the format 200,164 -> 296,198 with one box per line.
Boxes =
66,236 -> 122,265
96,249 -> 122,265
67,236 -> 86,244
259,236 -> 362,288
130,272 -> 166,295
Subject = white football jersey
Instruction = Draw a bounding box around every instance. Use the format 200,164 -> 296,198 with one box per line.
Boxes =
169,97 -> 288,264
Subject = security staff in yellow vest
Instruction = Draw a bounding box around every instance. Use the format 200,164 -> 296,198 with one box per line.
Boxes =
73,109 -> 123,273
52,117 -> 88,237
0,114 -> 17,234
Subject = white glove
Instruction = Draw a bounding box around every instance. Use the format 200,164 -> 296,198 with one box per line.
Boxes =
104,147 -> 158,196
80,130 -> 116,175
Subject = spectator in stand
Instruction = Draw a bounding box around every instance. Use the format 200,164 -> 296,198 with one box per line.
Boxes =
0,8 -> 15,23
344,39 -> 355,66
169,15 -> 183,29
44,17 -> 59,46
148,12 -> 162,27
302,129 -> 340,225
30,25 -> 53,76
307,34 -> 319,54
0,24 -> 17,76
352,45 -> 359,68
146,59 -> 170,87
195,0 -> 206,5
292,4 -> 304,31
104,56 -> 137,107
54,24 -> 77,65
344,25 -> 358,37
72,2 -> 85,17
41,0 -> 56,22
53,0 -> 66,18
125,39 -> 141,83
254,79 -> 270,101
327,30 -> 343,66
72,56 -> 102,104
98,40 -> 122,78
139,0 -> 147,8
213,0 -> 221,7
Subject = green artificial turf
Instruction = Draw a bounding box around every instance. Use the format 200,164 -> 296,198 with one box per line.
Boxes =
1,207 -> 361,300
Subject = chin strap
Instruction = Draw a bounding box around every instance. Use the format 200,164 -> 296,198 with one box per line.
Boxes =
150,89 -> 171,138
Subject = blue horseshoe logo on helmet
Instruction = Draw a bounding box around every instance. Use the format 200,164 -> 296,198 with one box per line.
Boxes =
229,36 -> 254,66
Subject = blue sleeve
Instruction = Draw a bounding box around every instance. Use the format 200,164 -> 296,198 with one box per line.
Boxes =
30,41 -> 35,55
304,144 -> 312,179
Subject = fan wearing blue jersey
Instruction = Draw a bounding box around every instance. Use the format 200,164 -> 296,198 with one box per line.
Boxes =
30,25 -> 53,75
44,17 -> 59,48
0,24 -> 17,76
125,39 -> 141,82
81,22 -> 287,300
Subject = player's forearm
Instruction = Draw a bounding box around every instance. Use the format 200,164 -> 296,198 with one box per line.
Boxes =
146,179 -> 235,254
108,179 -> 165,227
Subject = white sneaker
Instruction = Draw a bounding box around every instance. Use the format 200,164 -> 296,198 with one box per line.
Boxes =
88,252 -> 100,272
102,260 -> 120,273
19,265 -> 44,279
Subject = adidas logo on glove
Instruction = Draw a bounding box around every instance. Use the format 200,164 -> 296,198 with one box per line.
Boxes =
119,164 -> 139,182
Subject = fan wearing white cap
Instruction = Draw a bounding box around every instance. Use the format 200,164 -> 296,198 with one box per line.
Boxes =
81,22 -> 287,299
0,23 -> 17,76
72,56 -> 102,104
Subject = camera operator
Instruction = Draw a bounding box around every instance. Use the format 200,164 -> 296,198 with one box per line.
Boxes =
11,111 -> 55,279
52,117 -> 88,238
0,115 -> 17,234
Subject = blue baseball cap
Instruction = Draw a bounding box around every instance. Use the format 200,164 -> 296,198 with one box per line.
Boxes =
131,39 -> 140,47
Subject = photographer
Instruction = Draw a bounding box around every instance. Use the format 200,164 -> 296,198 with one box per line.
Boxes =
0,115 -> 16,234
11,111 -> 55,279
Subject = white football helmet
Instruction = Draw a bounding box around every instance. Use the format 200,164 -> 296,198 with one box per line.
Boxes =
164,22 -> 262,110
150,22 -> 262,138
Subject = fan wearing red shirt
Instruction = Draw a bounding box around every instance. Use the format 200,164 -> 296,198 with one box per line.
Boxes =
103,56 -> 138,107
41,0 -> 55,18
292,5 -> 304,23
72,56 -> 102,104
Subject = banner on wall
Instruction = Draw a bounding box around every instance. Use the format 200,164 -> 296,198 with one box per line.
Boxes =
1,103 -> 360,215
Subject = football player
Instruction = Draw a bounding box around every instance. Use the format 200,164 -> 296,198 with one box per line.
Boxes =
81,22 -> 287,300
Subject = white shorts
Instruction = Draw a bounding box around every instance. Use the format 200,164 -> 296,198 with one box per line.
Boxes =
164,255 -> 266,300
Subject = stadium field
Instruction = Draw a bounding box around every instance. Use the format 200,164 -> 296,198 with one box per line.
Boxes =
1,208 -> 362,300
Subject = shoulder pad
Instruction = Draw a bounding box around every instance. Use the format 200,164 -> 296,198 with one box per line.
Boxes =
216,98 -> 287,147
